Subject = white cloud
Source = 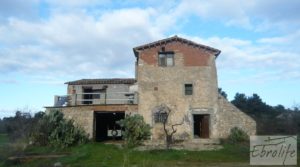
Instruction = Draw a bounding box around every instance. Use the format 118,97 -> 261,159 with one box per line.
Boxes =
0,109 -> 16,118
177,0 -> 253,28
170,0 -> 300,31
0,0 -> 299,86
0,79 -> 18,84
0,0 -> 39,21
180,34 -> 300,83
251,0 -> 300,22
258,30 -> 300,45
2,0 -> 300,31
0,8 -> 164,82
45,0 -> 108,7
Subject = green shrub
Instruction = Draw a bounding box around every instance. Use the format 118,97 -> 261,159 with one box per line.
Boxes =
227,127 -> 249,144
117,114 -> 151,148
2,111 -> 43,142
31,110 -> 89,148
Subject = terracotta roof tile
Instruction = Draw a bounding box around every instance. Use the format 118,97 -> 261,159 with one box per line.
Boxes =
65,78 -> 136,85
133,35 -> 221,57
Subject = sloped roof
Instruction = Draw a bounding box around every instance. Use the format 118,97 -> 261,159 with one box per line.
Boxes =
65,78 -> 136,85
133,35 -> 221,57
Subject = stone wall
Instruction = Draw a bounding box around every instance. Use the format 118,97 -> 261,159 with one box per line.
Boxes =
136,41 -> 220,141
45,105 -> 138,139
136,40 -> 256,142
217,95 -> 256,138
46,107 -> 94,139
45,37 -> 257,145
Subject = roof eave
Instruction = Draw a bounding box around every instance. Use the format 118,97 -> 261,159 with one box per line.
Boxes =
214,50 -> 221,58
133,36 -> 221,57
65,78 -> 136,85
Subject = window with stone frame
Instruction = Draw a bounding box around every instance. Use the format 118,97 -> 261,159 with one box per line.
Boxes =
184,84 -> 193,95
154,112 -> 168,123
158,51 -> 174,67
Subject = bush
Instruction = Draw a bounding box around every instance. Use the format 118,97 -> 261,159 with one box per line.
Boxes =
117,114 -> 151,148
31,110 -> 89,148
2,111 -> 43,142
227,127 -> 249,144
30,113 -> 52,146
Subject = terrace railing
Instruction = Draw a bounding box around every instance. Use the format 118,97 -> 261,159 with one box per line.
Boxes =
54,92 -> 138,107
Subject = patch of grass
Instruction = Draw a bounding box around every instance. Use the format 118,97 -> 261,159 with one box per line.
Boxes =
0,134 -> 10,167
129,144 -> 249,164
0,134 -> 8,146
10,142 -> 251,167
4,141 -> 299,167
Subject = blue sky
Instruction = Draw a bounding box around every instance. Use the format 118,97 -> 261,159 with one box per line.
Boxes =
0,0 -> 300,118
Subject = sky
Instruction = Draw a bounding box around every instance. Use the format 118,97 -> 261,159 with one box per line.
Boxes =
0,0 -> 300,118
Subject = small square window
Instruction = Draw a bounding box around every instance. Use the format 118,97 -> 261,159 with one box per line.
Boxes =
158,52 -> 174,67
154,112 -> 168,123
185,84 -> 193,95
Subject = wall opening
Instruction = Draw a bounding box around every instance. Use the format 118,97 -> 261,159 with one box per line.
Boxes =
193,114 -> 209,138
94,111 -> 125,141
83,87 -> 93,104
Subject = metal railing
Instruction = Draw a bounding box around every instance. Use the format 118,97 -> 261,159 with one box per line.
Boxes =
54,92 -> 138,107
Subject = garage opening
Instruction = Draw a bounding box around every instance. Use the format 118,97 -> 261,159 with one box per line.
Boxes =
193,114 -> 209,138
94,111 -> 125,141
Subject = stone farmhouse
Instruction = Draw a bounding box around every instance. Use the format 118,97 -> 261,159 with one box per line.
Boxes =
46,36 -> 256,146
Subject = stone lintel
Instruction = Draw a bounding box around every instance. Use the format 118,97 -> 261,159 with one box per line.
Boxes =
190,108 -> 213,115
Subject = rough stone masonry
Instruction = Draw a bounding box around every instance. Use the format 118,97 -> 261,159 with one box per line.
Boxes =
46,36 -> 256,146
134,36 -> 256,142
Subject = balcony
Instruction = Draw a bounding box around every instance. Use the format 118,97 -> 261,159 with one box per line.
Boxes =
54,92 -> 138,107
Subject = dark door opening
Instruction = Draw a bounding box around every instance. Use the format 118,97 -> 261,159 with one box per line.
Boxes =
193,114 -> 209,138
94,112 -> 125,141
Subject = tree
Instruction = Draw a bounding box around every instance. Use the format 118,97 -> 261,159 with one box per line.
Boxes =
34,111 -> 45,119
292,103 -> 300,112
154,104 -> 184,149
231,93 -> 274,115
230,92 -> 300,135
3,111 -> 35,141
232,93 -> 248,112
247,93 -> 271,114
218,88 -> 228,99
31,110 -> 89,148
227,127 -> 249,144
117,114 -> 151,148
273,105 -> 285,113
0,118 -> 4,133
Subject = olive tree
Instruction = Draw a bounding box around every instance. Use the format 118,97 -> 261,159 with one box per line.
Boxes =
154,104 -> 184,149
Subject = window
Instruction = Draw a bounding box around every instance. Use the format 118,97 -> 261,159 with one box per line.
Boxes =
82,87 -> 102,104
185,84 -> 193,95
158,52 -> 174,67
92,89 -> 101,99
83,87 -> 93,104
154,112 -> 168,123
